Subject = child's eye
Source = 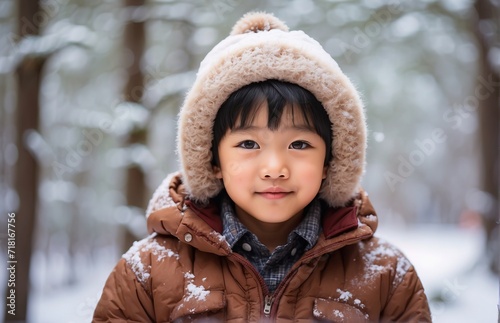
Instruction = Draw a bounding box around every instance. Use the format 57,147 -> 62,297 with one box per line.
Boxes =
289,141 -> 310,149
237,140 -> 260,149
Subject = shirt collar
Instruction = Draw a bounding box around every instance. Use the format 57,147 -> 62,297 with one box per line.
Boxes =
221,196 -> 322,250
221,197 -> 249,248
294,199 -> 321,250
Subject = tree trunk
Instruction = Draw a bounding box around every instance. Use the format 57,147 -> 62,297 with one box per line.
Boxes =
122,0 -> 147,252
4,1 -> 45,322
474,0 -> 500,275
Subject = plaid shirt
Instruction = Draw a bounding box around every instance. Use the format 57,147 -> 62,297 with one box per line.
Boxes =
221,197 -> 322,294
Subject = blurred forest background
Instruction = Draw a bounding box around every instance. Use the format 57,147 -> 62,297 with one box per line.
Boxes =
0,0 -> 498,322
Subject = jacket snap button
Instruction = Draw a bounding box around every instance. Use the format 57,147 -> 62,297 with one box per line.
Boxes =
291,248 -> 297,256
242,243 -> 252,252
184,233 -> 193,242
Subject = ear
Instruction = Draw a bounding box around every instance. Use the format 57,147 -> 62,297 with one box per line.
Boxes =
213,165 -> 223,179
322,166 -> 328,179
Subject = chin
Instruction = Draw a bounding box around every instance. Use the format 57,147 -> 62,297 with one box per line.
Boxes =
258,214 -> 298,224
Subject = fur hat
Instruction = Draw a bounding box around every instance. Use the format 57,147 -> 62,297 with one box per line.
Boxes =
177,12 -> 366,207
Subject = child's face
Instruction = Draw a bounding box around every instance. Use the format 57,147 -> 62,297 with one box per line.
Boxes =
213,103 -> 327,225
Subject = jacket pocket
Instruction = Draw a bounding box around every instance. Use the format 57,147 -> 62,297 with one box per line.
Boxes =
313,298 -> 368,322
171,290 -> 225,322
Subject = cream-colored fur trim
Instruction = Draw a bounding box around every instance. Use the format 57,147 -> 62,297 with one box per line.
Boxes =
230,11 -> 289,35
177,12 -> 366,207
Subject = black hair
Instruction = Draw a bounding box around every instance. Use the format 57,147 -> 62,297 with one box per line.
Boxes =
211,79 -> 332,166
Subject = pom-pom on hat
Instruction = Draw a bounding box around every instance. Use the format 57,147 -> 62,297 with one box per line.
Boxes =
177,12 -> 366,207
230,12 -> 289,34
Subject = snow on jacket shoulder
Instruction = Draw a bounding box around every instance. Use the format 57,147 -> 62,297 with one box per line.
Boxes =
93,173 -> 431,322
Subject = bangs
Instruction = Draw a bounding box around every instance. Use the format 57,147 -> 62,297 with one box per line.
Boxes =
228,82 -> 316,131
212,80 -> 332,166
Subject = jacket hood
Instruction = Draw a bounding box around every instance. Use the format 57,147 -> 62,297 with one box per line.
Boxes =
145,173 -> 378,248
177,12 -> 366,207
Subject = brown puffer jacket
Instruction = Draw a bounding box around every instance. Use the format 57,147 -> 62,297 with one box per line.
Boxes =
93,173 -> 431,322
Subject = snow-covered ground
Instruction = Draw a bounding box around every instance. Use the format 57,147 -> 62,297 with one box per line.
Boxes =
28,261 -> 114,323
1,224 -> 497,322
378,224 -> 498,323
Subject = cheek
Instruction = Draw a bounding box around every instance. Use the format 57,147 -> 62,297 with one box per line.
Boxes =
220,161 -> 245,184
228,162 -> 242,173
299,163 -> 326,185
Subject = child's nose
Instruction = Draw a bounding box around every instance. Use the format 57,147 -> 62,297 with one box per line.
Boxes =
259,151 -> 289,179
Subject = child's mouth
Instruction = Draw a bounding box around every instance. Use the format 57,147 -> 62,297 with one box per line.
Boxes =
256,188 -> 292,199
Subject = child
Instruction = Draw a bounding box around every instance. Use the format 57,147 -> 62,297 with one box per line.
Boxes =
93,12 -> 431,322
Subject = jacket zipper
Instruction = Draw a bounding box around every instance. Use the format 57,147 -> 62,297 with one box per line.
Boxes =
267,233 -> 373,318
263,295 -> 274,315
228,232 -> 372,319
228,253 -> 272,316
266,268 -> 298,318
229,252 -> 300,319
